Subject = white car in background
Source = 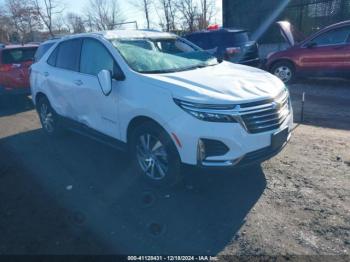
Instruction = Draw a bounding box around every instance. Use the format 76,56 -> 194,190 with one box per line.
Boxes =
30,30 -> 293,186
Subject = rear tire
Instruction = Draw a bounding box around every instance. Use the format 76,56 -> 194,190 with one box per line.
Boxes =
129,122 -> 182,188
271,61 -> 295,84
37,96 -> 64,136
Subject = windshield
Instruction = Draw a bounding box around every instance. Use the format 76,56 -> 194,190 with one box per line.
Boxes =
111,38 -> 219,74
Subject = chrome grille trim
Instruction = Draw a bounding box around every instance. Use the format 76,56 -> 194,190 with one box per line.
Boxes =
175,89 -> 291,134
240,91 -> 290,134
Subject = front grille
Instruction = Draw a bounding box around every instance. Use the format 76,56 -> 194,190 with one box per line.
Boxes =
239,91 -> 290,134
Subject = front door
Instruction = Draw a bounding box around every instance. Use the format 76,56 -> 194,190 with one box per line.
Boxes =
76,38 -> 123,139
300,26 -> 350,76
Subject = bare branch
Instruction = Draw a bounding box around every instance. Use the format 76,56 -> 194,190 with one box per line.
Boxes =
33,0 -> 65,37
131,0 -> 153,29
85,0 -> 125,31
176,0 -> 198,32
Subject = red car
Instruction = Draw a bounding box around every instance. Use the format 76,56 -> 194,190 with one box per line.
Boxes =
0,45 -> 38,95
266,20 -> 350,84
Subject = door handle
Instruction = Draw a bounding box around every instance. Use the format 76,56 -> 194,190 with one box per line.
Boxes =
74,80 -> 83,86
44,72 -> 49,77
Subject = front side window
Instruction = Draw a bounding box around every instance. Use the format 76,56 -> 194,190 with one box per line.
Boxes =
311,26 -> 350,46
80,39 -> 115,76
1,48 -> 37,64
111,37 -> 218,74
55,39 -> 82,71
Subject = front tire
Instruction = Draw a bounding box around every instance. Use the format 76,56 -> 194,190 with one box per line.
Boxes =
37,96 -> 64,136
271,61 -> 295,84
130,122 -> 182,187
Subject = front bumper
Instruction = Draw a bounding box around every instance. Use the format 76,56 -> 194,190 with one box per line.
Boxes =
205,131 -> 291,168
0,85 -> 31,95
166,109 -> 293,168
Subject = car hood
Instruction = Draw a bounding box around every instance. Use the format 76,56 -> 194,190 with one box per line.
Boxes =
143,61 -> 286,104
277,21 -> 305,46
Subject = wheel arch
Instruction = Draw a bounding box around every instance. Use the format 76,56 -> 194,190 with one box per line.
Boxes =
269,59 -> 296,72
34,92 -> 48,108
126,116 -> 169,145
126,115 -> 183,162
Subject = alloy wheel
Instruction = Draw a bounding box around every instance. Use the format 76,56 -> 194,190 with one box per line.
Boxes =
136,133 -> 169,180
40,103 -> 54,133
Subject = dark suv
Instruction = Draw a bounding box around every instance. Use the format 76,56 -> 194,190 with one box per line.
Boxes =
185,28 -> 260,67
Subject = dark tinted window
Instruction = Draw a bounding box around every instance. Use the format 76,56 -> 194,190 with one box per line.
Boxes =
55,39 -> 82,71
1,48 -> 37,64
224,32 -> 249,45
187,34 -> 211,49
35,42 -> 55,62
312,26 -> 350,46
187,31 -> 249,50
47,46 -> 58,66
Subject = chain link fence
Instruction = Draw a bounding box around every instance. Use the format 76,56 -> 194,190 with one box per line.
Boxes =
223,0 -> 350,43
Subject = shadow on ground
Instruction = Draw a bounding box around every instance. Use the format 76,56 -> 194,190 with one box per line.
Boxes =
0,129 -> 266,255
0,95 -> 34,117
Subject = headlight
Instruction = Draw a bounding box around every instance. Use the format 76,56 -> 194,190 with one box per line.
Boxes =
174,98 -> 238,123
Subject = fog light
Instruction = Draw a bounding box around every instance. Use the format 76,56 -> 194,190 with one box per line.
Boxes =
198,139 -> 206,162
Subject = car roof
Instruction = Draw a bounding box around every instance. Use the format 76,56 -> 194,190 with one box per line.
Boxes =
186,28 -> 246,36
59,30 -> 177,41
322,20 -> 350,31
39,38 -> 60,45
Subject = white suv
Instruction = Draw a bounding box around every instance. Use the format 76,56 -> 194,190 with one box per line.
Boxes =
30,30 -> 293,186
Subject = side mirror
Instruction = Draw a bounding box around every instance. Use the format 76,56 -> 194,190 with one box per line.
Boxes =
97,69 -> 112,96
306,42 -> 317,48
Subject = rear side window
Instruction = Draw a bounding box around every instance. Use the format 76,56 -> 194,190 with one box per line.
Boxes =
1,48 -> 37,64
187,34 -> 210,49
225,32 -> 250,45
187,31 -> 250,50
55,39 -> 82,71
35,42 -> 55,62
47,47 -> 58,66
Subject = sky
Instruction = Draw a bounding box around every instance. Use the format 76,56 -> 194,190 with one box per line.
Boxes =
0,0 -> 223,29
69,0 -> 223,28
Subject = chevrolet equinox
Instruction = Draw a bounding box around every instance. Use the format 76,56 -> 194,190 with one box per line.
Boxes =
30,30 -> 293,186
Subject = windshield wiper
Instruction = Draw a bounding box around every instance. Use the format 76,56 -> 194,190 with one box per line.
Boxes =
141,68 -> 183,74
140,62 -> 219,74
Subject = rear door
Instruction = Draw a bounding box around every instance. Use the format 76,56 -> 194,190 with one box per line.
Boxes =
299,26 -> 350,75
0,47 -> 37,89
44,39 -> 82,118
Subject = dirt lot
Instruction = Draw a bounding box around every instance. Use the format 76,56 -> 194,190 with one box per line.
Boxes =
0,79 -> 349,258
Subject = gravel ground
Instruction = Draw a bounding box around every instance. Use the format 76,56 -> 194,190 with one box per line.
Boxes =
0,78 -> 349,259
